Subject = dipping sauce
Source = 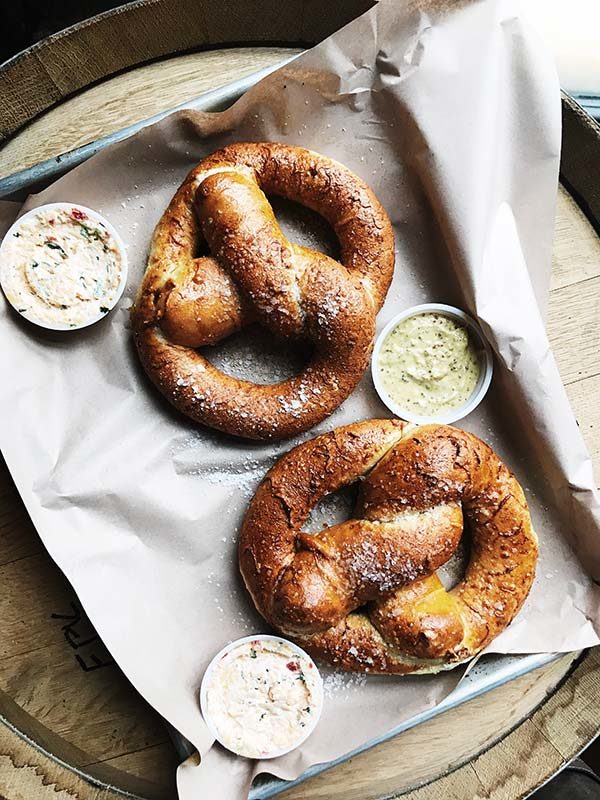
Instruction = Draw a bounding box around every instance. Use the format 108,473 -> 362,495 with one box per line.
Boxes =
377,312 -> 481,417
202,637 -> 323,759
0,204 -> 125,329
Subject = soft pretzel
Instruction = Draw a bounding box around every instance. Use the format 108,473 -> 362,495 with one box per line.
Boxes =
131,143 -> 395,440
239,420 -> 538,674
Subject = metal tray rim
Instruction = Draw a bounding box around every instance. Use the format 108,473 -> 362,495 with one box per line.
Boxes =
0,59 -> 574,800
252,651 -> 560,798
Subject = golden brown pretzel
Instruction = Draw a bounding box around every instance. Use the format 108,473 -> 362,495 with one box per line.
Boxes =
240,420 -> 538,674
131,143 -> 395,440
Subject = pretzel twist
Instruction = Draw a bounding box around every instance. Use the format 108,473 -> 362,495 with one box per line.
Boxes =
131,143 -> 395,440
240,420 -> 538,674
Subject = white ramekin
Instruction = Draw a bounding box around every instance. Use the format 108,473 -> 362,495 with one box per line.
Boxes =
371,303 -> 493,425
200,634 -> 324,760
0,202 -> 128,331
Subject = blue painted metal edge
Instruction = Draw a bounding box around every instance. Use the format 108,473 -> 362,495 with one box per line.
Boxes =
572,93 -> 600,122
0,57 -> 574,798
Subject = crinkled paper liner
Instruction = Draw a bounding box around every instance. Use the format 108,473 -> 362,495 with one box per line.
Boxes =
1,0 -> 599,798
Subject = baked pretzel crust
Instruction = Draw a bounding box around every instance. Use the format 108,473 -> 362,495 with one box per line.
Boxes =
240,420 -> 538,674
131,143 -> 395,440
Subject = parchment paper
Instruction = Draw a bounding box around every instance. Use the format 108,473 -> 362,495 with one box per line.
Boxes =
1,1 -> 600,798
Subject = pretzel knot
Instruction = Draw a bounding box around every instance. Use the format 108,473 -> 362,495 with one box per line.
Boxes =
131,143 -> 395,440
240,420 -> 538,674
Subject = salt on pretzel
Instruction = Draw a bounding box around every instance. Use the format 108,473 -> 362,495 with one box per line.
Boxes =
240,420 -> 538,674
131,143 -> 395,440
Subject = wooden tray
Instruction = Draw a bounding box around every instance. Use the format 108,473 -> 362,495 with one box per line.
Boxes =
1,3 -> 600,799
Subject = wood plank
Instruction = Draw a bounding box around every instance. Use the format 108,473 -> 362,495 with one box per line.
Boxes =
532,649 -> 600,760
92,743 -> 178,791
551,187 -> 600,290
547,186 -> 600,391
0,0 -> 371,140
405,766 -> 484,800
0,689 -> 172,800
469,719 -> 564,799
0,554 -> 77,660
0,457 -> 42,567
566,374 -> 600,477
278,655 -> 577,799
404,650 -> 600,800
0,717 -> 125,800
0,642 -> 167,763
0,47 -> 301,178
0,552 -> 170,777
548,276 -> 600,385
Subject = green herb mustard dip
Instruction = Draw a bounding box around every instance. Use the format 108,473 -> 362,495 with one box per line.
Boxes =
377,312 -> 481,417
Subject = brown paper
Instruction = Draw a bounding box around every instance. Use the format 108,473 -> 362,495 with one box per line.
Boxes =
1,1 -> 600,798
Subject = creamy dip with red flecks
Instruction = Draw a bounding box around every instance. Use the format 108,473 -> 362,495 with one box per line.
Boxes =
0,205 -> 124,328
202,638 -> 322,758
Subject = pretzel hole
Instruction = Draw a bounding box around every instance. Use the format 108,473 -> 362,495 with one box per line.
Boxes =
437,524 -> 471,590
192,234 -> 211,259
302,484 -> 358,535
192,196 -> 337,381
269,196 -> 340,260
206,323 -> 312,384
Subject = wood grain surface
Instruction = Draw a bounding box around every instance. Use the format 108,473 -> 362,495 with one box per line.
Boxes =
0,40 -> 599,800
0,47 -> 301,177
0,0 -> 374,141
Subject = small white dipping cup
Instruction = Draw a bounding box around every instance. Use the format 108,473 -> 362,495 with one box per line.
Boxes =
371,303 -> 493,425
200,634 -> 324,759
0,202 -> 128,331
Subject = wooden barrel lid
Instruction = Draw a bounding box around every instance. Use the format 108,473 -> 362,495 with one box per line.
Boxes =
1,3 -> 599,798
